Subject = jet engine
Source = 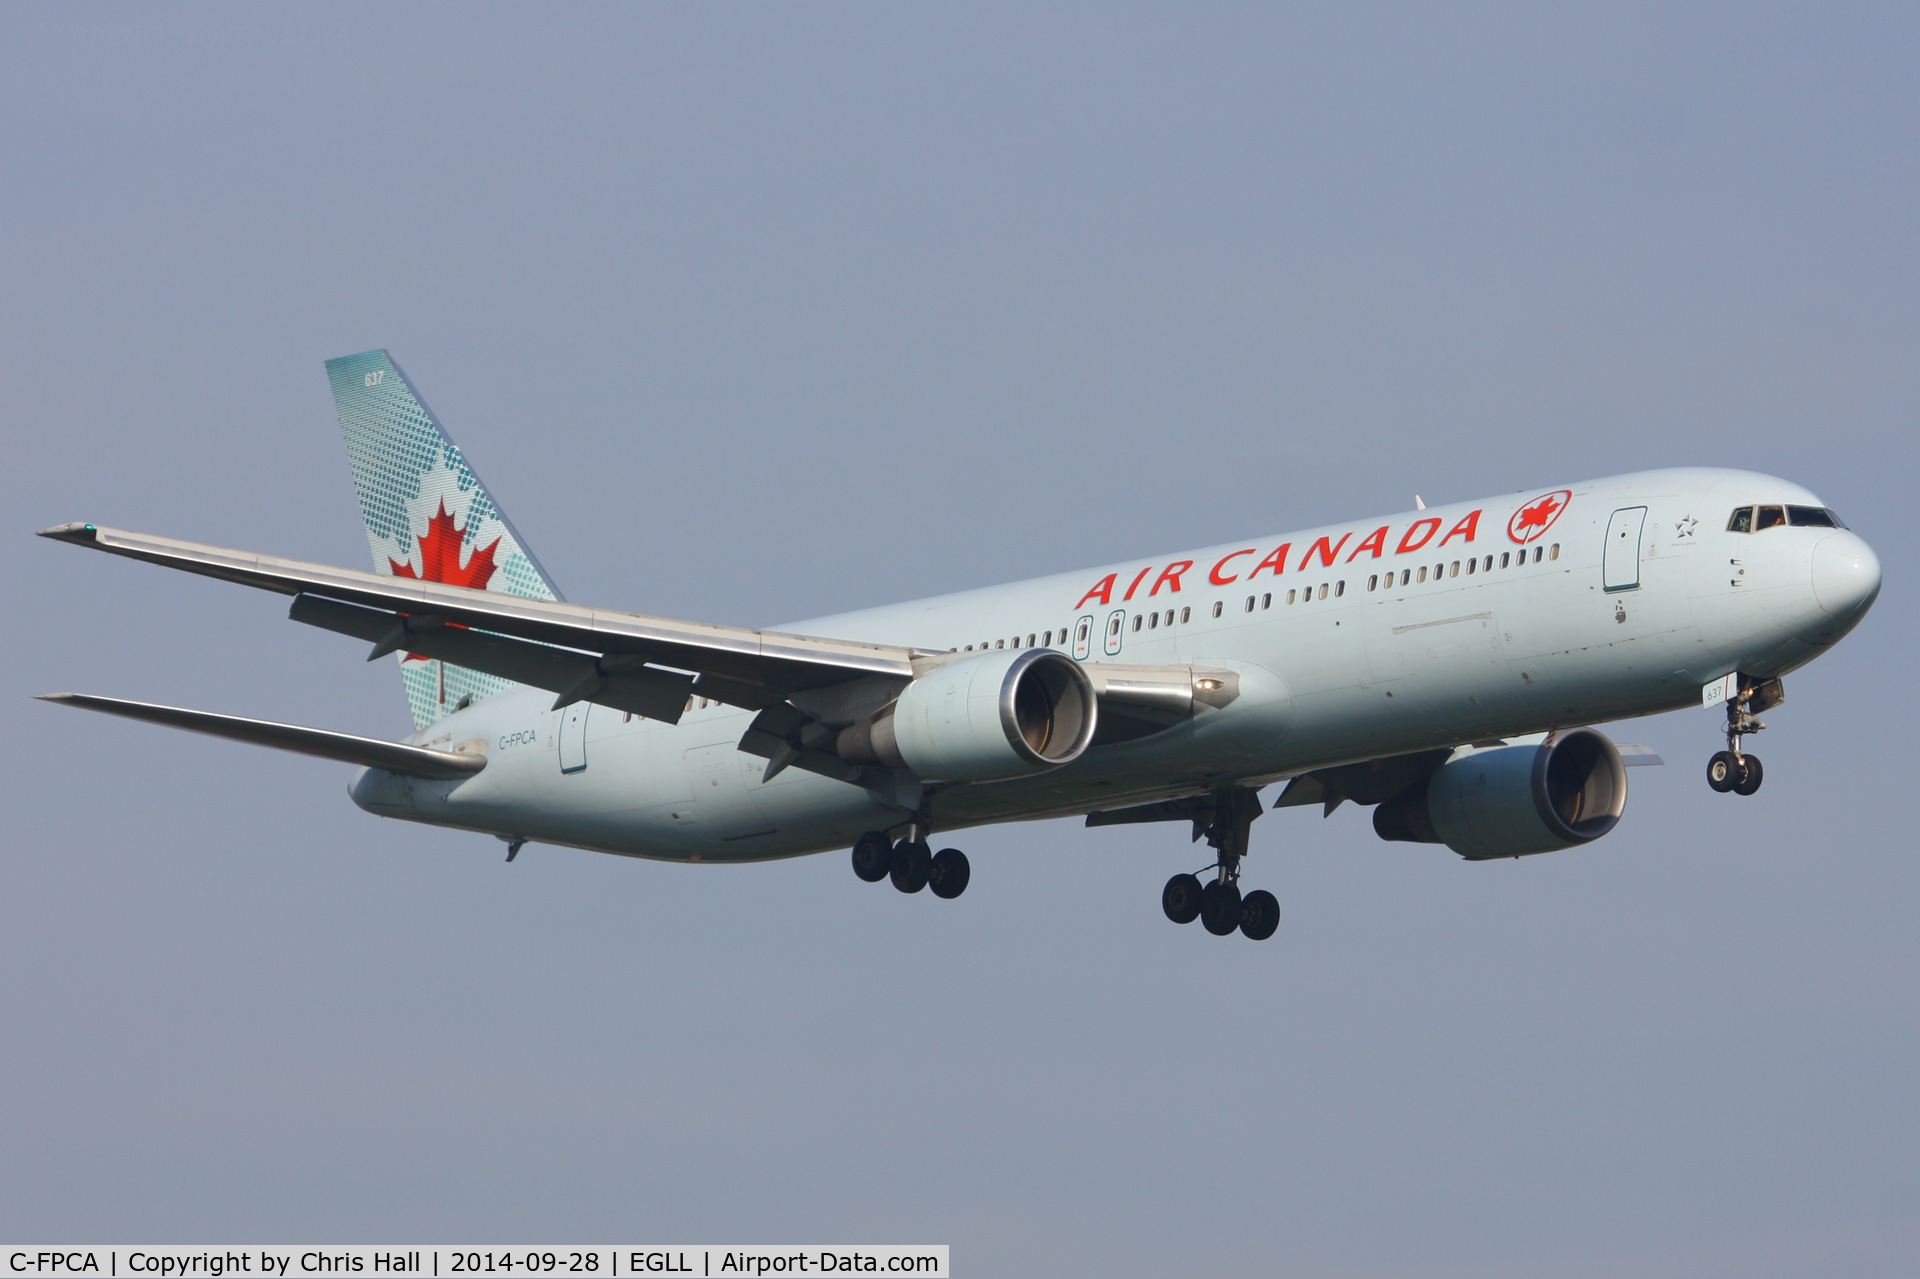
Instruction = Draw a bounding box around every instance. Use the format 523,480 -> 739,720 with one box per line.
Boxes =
837,647 -> 1098,783
1373,728 -> 1628,860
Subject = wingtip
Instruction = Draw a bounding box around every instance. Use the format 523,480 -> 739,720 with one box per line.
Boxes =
36,522 -> 99,544
35,692 -> 78,703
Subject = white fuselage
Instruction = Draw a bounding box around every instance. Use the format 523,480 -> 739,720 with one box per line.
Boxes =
349,468 -> 1879,862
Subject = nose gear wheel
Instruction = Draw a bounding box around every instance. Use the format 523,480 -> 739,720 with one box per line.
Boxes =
1707,676 -> 1778,797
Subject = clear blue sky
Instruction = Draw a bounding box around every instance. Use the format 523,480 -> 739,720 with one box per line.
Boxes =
2,5 -> 1914,1275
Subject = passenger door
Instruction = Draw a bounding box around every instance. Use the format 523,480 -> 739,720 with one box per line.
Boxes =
557,702 -> 590,773
1604,506 -> 1648,592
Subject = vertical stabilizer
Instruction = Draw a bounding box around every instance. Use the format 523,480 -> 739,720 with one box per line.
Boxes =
325,349 -> 561,729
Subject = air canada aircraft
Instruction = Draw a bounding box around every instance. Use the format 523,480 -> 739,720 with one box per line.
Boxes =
40,351 -> 1882,939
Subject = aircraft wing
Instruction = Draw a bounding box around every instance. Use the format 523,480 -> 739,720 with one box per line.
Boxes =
40,523 -> 926,723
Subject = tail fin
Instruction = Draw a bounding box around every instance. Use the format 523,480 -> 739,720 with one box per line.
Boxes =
325,349 -> 561,729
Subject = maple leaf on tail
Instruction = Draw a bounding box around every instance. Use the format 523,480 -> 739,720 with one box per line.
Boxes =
388,499 -> 502,661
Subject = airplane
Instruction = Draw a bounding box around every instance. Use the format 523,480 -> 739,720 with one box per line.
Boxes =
37,350 -> 1883,940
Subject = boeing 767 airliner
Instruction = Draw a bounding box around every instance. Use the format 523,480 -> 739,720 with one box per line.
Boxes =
38,350 -> 1882,939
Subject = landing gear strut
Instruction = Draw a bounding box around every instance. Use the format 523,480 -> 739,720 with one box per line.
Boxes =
1707,676 -> 1782,798
849,821 -> 970,901
1160,786 -> 1280,941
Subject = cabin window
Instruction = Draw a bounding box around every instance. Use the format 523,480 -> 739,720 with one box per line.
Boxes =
1211,601 -> 1223,618
1164,609 -> 1175,626
1533,546 -> 1544,563
1180,607 -> 1190,623
1335,580 -> 1345,597
1756,505 -> 1787,530
1245,596 -> 1255,612
1368,574 -> 1378,590
685,697 -> 695,712
1132,615 -> 1143,632
1449,561 -> 1460,577
1107,616 -> 1122,637
1500,552 -> 1510,569
1080,620 -> 1093,642
1400,569 -> 1411,586
1148,611 -> 1158,629
1261,593 -> 1271,610
1042,631 -> 1051,646
1285,589 -> 1296,604
1465,557 -> 1476,574
1787,506 -> 1838,528
1434,563 -> 1444,579
623,711 -> 632,723
1548,544 -> 1560,560
996,639 -> 1005,649
964,644 -> 973,651
1727,507 -> 1754,532
1314,583 -> 1325,600
1028,633 -> 1036,646
1417,566 -> 1428,583
1484,555 -> 1494,571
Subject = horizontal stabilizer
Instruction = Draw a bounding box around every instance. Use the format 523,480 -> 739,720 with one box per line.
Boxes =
35,693 -> 487,780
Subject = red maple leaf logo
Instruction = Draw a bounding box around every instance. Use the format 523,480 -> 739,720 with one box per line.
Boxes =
388,500 -> 500,662
1517,496 -> 1560,530
390,499 -> 501,589
1508,489 -> 1572,543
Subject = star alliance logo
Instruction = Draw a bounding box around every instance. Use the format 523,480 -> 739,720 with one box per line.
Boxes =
1675,515 -> 1698,537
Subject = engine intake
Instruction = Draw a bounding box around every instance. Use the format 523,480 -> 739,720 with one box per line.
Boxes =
1374,728 -> 1628,860
838,648 -> 1097,783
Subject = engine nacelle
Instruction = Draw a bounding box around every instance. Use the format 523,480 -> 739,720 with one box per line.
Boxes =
1373,728 -> 1628,860
837,648 -> 1097,783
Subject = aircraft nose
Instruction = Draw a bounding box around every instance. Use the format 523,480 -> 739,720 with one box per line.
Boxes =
1811,531 -> 1881,620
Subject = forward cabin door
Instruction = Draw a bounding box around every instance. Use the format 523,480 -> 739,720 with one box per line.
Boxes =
558,702 -> 590,773
1603,506 -> 1648,592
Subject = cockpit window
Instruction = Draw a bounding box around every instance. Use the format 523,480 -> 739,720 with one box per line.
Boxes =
1755,505 -> 1786,530
1787,505 -> 1838,528
1727,507 -> 1753,533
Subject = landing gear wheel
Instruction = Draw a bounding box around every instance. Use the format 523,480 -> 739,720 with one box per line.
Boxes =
1162,873 -> 1204,924
1706,751 -> 1740,793
1733,753 -> 1764,796
1200,880 -> 1243,936
1240,889 -> 1281,941
928,848 -> 971,899
851,831 -> 893,882
889,839 -> 932,893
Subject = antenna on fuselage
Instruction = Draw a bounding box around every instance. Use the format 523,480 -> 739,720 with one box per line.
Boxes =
1414,495 -> 1426,509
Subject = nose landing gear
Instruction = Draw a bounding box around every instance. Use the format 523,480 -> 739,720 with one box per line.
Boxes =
1159,787 -> 1280,940
1707,676 -> 1783,797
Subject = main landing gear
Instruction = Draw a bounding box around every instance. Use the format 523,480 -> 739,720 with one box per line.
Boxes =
851,828 -> 970,900
1706,676 -> 1784,798
1161,787 -> 1280,941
